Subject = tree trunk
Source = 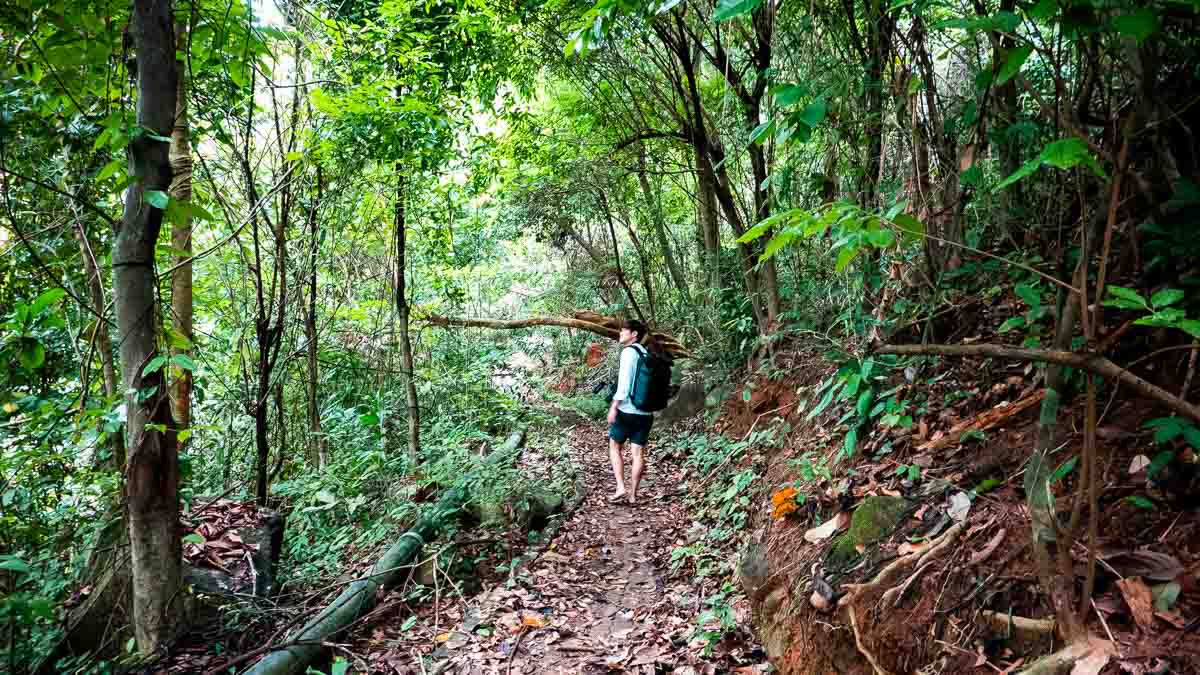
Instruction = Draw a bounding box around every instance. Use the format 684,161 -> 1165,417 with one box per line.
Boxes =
305,169 -> 326,469
694,147 -> 723,301
394,166 -> 420,464
169,20 -> 193,438
636,146 -> 690,305
71,198 -> 124,469
622,213 -> 658,323
117,0 -> 180,654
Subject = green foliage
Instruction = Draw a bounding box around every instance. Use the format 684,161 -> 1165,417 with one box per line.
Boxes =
1103,286 -> 1200,338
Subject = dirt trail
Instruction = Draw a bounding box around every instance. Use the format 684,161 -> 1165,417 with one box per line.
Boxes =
423,425 -> 752,674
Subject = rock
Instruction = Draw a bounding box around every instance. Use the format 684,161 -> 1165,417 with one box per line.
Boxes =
828,495 -> 910,565
659,379 -> 707,424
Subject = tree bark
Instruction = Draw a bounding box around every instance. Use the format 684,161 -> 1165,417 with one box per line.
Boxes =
394,167 -> 420,464
117,0 -> 181,654
169,19 -> 194,438
636,145 -> 690,305
305,169 -> 326,469
596,190 -> 648,323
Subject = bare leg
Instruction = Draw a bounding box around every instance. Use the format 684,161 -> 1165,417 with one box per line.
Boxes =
609,438 -> 627,498
628,443 -> 645,504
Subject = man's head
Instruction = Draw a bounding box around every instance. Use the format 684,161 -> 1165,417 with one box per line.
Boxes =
619,319 -> 648,346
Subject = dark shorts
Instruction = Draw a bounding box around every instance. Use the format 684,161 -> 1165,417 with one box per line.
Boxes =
609,410 -> 654,446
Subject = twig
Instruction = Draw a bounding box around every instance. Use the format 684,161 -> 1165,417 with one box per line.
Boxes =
506,626 -> 530,675
1091,599 -> 1122,658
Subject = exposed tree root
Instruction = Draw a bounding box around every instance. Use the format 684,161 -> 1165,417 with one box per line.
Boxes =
847,604 -> 893,675
839,521 -> 964,608
1017,637 -> 1113,675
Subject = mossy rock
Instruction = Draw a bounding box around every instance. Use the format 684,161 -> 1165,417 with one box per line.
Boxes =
828,495 -> 910,565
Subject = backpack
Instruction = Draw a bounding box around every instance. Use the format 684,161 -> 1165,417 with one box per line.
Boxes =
626,344 -> 673,412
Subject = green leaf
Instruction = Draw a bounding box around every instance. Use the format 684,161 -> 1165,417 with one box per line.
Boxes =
145,190 -> 170,209
359,413 -> 380,426
1015,282 -> 1041,308
749,120 -> 775,145
998,316 -> 1026,332
182,533 -> 204,545
19,342 -> 46,370
892,213 -> 925,242
806,383 -> 839,421
1179,320 -> 1200,339
1112,9 -> 1159,42
835,246 -> 859,272
401,616 -> 418,631
31,288 -> 66,315
737,219 -> 774,243
1150,288 -> 1185,309
178,428 -> 193,443
285,150 -> 303,162
141,355 -> 168,376
1028,0 -> 1057,20
907,77 -> 923,95
97,159 -> 125,182
714,0 -> 764,21
331,658 -> 350,675
1104,286 -> 1148,310
1040,138 -> 1106,177
995,156 -> 1043,191
843,426 -> 859,457
856,390 -> 873,418
798,100 -> 827,128
1050,456 -> 1077,484
0,556 -> 31,574
995,44 -> 1033,85
1153,582 -> 1181,612
773,84 -> 804,106
1125,495 -> 1156,510
170,354 -> 197,372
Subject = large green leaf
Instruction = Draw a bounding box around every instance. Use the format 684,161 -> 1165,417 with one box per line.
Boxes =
30,288 -> 66,316
714,0 -> 764,21
995,156 -> 1042,191
1040,138 -> 1105,176
798,99 -> 827,128
1151,288 -> 1185,309
773,84 -> 804,106
1112,9 -> 1159,42
995,44 -> 1033,85
19,342 -> 45,370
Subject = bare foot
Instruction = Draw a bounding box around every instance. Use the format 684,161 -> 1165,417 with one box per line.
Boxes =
607,491 -> 627,503
627,494 -> 637,506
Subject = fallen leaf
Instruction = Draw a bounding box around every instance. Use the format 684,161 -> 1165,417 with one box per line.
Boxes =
1117,577 -> 1156,631
1129,455 -> 1151,474
1155,610 -> 1188,629
1102,549 -> 1184,581
803,511 -> 850,543
948,491 -> 972,521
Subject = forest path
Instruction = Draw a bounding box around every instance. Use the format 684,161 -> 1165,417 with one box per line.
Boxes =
421,424 -> 749,675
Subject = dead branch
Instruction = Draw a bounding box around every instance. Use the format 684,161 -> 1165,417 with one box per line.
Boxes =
424,311 -> 692,359
876,343 -> 1200,424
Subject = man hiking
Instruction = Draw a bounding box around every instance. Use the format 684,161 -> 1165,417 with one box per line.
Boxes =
606,319 -> 670,506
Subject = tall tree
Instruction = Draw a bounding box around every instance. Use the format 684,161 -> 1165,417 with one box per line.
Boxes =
117,0 -> 181,653
169,19 -> 194,436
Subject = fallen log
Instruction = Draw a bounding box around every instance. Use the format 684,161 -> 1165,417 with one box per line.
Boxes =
424,312 -> 691,359
242,429 -> 526,675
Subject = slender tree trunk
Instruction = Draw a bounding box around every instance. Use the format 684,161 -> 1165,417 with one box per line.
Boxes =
169,20 -> 193,437
117,0 -> 180,653
694,147 -> 723,301
394,166 -> 420,464
636,146 -> 690,305
622,212 -> 658,323
71,195 -> 124,469
305,169 -> 326,468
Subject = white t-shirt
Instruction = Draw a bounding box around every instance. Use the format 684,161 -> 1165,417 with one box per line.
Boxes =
613,345 -> 651,416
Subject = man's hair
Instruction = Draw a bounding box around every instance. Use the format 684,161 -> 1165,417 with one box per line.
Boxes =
621,319 -> 649,340
621,318 -> 668,360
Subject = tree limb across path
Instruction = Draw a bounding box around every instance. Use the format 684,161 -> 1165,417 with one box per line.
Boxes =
877,342 -> 1200,424
425,310 -> 692,359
